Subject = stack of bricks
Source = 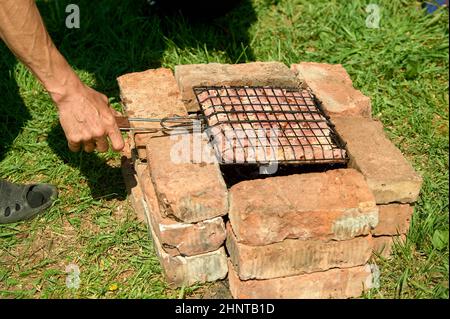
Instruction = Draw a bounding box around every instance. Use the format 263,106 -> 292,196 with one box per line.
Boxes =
118,61 -> 422,298
226,168 -> 378,298
291,62 -> 422,259
118,69 -> 229,287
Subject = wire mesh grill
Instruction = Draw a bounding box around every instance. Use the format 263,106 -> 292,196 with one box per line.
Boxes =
194,85 -> 348,165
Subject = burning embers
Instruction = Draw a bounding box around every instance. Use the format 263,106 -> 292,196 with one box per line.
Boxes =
194,86 -> 348,165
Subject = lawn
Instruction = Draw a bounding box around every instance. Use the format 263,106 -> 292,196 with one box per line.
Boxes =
0,0 -> 448,299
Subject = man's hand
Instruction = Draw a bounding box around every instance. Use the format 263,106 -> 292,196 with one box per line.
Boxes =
53,82 -> 124,153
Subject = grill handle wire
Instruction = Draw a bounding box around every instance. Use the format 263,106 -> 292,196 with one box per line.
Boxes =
116,100 -> 205,133
116,114 -> 206,133
160,114 -> 205,132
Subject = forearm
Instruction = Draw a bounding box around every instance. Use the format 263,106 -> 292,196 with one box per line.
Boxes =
0,0 -> 81,101
0,0 -> 124,152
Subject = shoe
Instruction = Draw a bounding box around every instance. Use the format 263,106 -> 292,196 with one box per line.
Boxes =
0,179 -> 58,224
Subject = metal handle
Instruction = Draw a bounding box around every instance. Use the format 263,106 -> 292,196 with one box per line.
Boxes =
115,114 -> 204,132
160,114 -> 204,131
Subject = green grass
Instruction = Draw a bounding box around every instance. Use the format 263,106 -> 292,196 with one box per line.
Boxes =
0,0 -> 448,298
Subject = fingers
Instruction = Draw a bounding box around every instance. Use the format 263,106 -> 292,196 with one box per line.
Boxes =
107,127 -> 125,152
71,139 -> 108,153
105,109 -> 125,152
94,136 -> 109,153
67,133 -> 116,154
83,141 -> 96,153
59,88 -> 124,153
68,140 -> 81,152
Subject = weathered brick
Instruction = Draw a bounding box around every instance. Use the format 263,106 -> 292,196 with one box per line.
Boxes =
117,68 -> 187,159
229,169 -> 378,245
117,68 -> 187,119
175,62 -> 301,111
333,116 -> 423,204
228,260 -> 373,299
131,133 -> 152,160
146,135 -> 228,223
128,173 -> 146,223
117,67 -> 228,223
372,235 -> 406,258
135,162 -> 226,256
147,209 -> 228,287
120,140 -> 145,222
291,62 -> 371,117
373,204 -> 413,236
226,223 -> 373,280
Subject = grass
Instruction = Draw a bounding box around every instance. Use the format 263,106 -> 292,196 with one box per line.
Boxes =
0,0 -> 448,299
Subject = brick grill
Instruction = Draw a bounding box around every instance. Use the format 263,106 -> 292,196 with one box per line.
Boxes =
118,62 -> 423,299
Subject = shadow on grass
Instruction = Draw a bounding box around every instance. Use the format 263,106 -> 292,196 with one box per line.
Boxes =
47,124 -> 127,200
0,48 -> 31,162
40,0 -> 256,197
36,0 -> 257,95
2,0 -> 256,197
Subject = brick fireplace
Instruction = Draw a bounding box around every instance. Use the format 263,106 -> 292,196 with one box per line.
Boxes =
118,62 -> 422,298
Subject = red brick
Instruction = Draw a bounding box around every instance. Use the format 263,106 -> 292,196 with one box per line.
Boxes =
117,68 -> 187,159
147,215 -> 228,288
117,68 -> 228,223
373,204 -> 413,236
226,223 -> 373,280
333,116 -> 423,204
175,62 -> 301,111
135,162 -> 226,257
117,68 -> 187,119
228,260 -> 373,299
146,135 -> 228,223
291,62 -> 371,117
120,140 -> 145,222
229,169 -> 378,245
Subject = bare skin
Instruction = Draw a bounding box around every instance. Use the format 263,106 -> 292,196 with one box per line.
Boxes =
0,0 -> 124,153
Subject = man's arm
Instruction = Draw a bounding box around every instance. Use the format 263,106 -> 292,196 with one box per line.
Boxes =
0,0 -> 124,153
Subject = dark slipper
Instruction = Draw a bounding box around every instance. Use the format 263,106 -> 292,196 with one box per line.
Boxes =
0,179 -> 58,224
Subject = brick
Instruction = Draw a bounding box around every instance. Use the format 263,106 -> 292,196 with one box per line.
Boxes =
372,235 -> 406,258
128,173 -> 146,223
229,168 -> 378,245
135,162 -> 226,256
120,140 -> 145,222
147,208 -> 228,287
228,260 -> 373,299
333,117 -> 423,204
117,68 -> 187,159
291,62 -> 371,117
117,68 -> 187,119
175,62 -> 301,111
117,68 -> 228,223
146,134 -> 228,223
373,204 -> 413,236
131,133 -> 152,160
226,223 -> 373,280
